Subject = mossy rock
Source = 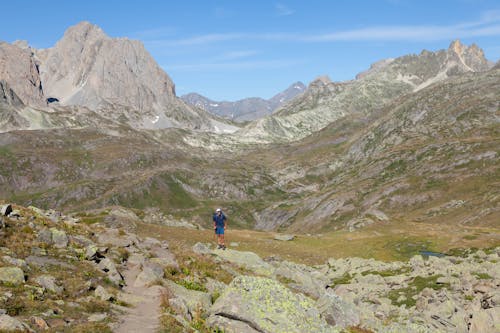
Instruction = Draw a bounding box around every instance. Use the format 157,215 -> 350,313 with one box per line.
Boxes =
208,275 -> 336,333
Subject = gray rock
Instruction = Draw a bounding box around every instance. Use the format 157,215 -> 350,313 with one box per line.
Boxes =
34,275 -> 63,294
316,289 -> 360,328
211,248 -> 274,276
149,247 -> 178,268
2,256 -> 27,270
50,228 -> 68,248
469,307 -> 500,333
275,260 -> 324,298
37,229 -> 53,244
0,314 -> 29,331
25,255 -> 75,269
192,242 -> 211,255
163,279 -> 211,316
95,285 -> 114,301
208,276 -> 333,333
133,263 -> 164,287
0,267 -> 25,285
0,204 -> 12,217
88,313 -> 108,322
97,258 -> 123,286
274,234 -> 295,241
97,228 -> 137,247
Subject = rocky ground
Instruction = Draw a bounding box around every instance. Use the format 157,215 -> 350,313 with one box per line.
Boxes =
0,203 -> 498,332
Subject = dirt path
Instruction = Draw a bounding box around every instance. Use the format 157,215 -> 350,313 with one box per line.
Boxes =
112,264 -> 163,333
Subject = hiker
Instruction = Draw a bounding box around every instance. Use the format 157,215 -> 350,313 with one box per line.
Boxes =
213,208 -> 227,250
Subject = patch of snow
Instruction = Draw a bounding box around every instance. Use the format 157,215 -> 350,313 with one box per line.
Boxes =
151,115 -> 160,124
293,85 -> 303,90
210,103 -> 219,107
279,98 -> 285,102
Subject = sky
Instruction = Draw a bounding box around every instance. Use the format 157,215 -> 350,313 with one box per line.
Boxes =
1,0 -> 499,101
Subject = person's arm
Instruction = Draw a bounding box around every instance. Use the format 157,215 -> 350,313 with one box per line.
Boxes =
224,215 -> 227,229
213,215 -> 216,229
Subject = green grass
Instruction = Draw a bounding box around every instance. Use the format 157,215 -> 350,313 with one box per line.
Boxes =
361,267 -> 410,277
473,272 -> 493,280
387,275 -> 450,308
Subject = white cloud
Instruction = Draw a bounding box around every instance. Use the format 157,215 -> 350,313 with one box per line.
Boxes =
275,3 -> 294,16
163,59 -> 304,72
143,10 -> 500,46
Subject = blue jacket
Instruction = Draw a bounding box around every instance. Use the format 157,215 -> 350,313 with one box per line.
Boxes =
213,212 -> 226,227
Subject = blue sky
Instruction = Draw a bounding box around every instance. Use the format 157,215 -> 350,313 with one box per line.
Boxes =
1,0 -> 499,100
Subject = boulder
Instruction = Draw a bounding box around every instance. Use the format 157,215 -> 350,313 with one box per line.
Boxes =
193,242 -> 211,255
163,279 -> 211,316
316,289 -> 360,328
0,267 -> 25,285
97,258 -> 123,286
275,261 -> 324,298
274,234 -> 295,241
2,256 -> 28,270
95,285 -> 114,301
469,306 -> 500,332
133,263 -> 164,288
37,229 -> 53,244
0,314 -> 29,331
35,275 -> 63,294
208,276 -> 334,333
97,228 -> 137,247
50,228 -> 68,248
211,249 -> 274,276
88,313 -> 108,322
30,316 -> 49,330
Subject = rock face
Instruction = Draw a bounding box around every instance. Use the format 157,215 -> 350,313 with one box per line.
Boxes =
207,276 -> 334,333
0,42 -> 45,106
37,21 -> 222,131
181,81 -> 306,122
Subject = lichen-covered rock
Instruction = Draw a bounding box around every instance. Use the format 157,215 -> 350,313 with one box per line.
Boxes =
50,228 -> 68,248
35,274 -> 63,294
208,276 -> 335,333
163,280 -> 211,317
0,314 -> 29,331
0,267 -> 24,285
316,289 -> 360,328
212,249 -> 274,276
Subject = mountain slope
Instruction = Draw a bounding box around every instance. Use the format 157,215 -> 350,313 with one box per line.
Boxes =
252,68 -> 499,231
181,82 -> 305,122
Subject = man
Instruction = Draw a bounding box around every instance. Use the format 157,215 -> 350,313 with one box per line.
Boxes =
213,208 -> 227,250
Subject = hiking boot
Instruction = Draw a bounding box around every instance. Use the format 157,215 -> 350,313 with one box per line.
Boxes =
217,244 -> 222,249
222,245 -> 226,250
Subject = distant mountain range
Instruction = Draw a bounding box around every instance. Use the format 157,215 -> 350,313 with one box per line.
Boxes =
181,82 -> 306,122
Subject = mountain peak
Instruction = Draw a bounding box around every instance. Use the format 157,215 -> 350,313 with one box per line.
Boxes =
311,75 -> 332,86
60,21 -> 108,45
448,39 -> 465,55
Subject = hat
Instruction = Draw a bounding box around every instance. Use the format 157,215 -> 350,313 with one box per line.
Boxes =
216,208 -> 221,212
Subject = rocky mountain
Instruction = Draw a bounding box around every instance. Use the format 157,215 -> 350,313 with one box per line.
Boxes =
181,81 -> 305,122
0,22 -> 237,133
238,40 -> 492,142
0,41 -> 45,107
